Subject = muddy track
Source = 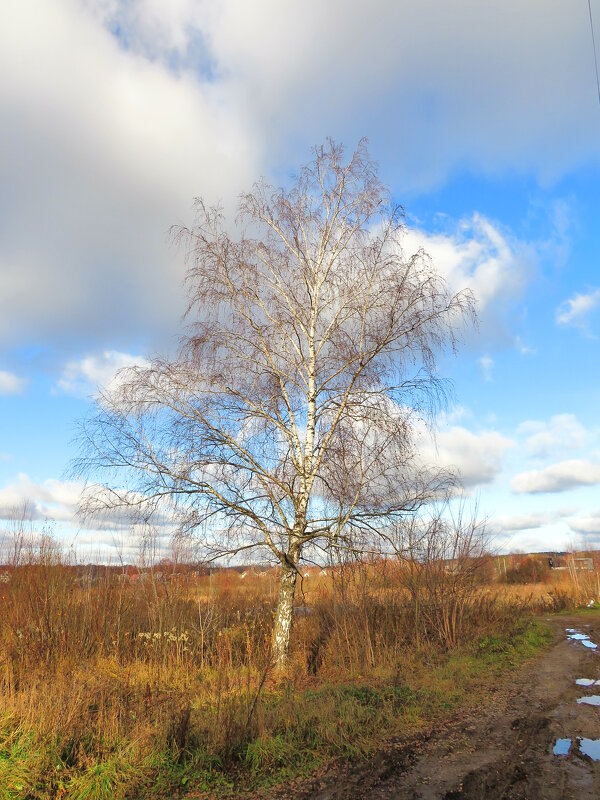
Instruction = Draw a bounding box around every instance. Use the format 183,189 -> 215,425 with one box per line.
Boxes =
272,614 -> 600,800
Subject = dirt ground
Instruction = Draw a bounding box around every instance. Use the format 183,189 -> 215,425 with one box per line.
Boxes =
273,613 -> 600,800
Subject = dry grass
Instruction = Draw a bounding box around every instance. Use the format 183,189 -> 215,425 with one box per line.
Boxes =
0,541 -> 587,798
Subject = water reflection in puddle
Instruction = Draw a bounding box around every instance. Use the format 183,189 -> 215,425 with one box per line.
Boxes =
557,635 -> 600,760
579,738 -> 600,760
553,738 -> 571,756
566,629 -> 599,650
577,695 -> 600,706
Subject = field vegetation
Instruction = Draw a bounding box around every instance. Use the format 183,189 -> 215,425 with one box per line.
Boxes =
0,526 -> 593,798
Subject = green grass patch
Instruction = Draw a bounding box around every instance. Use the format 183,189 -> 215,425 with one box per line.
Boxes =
0,717 -> 49,800
178,618 -> 553,796
65,752 -> 139,800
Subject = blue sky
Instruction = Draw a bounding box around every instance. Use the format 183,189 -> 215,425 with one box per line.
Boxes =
2,0 -> 600,558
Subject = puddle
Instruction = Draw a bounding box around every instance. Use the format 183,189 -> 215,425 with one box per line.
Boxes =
576,678 -> 598,686
577,695 -> 600,706
567,629 -> 599,649
579,738 -> 600,760
553,738 -> 572,756
582,640 -> 598,649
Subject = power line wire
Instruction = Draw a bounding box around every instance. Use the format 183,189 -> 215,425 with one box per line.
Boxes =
588,0 -> 600,106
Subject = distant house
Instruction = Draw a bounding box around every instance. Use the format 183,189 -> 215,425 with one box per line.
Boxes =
574,557 -> 594,572
548,555 -> 594,571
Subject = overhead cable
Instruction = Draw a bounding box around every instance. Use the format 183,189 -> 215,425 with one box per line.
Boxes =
588,0 -> 600,106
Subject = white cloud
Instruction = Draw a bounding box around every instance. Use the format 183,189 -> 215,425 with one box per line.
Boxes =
517,414 -> 588,459
0,472 -> 174,535
570,512 -> 600,536
492,513 -> 551,532
0,478 -> 173,559
515,336 -> 536,356
0,1 -> 596,361
417,424 -> 515,488
58,350 -> 150,398
0,0 -> 258,356
490,509 -> 573,533
68,528 -> 172,562
406,216 -> 529,311
0,370 -> 26,395
478,355 -> 493,382
157,0 -> 600,185
511,459 -> 600,494
437,405 -> 471,426
0,473 -> 83,523
556,288 -> 600,330
402,215 -> 533,344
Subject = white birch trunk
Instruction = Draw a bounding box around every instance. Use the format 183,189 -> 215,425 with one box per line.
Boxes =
272,559 -> 298,669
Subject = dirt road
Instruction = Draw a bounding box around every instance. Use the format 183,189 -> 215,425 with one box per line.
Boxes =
283,614 -> 600,799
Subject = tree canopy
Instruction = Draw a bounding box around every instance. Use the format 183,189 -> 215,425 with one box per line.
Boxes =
76,140 -> 475,665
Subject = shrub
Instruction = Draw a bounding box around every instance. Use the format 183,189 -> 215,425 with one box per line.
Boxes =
504,557 -> 550,585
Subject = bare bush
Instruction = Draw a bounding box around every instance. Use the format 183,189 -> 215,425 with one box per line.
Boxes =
389,503 -> 491,649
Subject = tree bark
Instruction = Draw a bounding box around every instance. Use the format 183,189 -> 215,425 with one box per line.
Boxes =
272,559 -> 298,669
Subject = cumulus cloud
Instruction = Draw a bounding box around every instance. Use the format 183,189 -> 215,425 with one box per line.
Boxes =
406,216 -> 529,310
0,472 -> 175,535
0,1 -> 596,361
58,350 -> 150,398
570,512 -> 600,536
0,0 -> 258,357
492,513 -> 551,532
511,460 -> 600,494
0,370 -> 26,395
437,406 -> 471,426
0,474 -> 83,523
517,414 -> 588,459
417,424 -> 515,488
556,288 -> 600,332
402,215 -> 534,344
490,509 -> 573,533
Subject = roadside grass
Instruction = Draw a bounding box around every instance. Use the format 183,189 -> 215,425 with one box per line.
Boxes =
181,618 -> 553,796
554,605 -> 600,616
0,618 -> 552,800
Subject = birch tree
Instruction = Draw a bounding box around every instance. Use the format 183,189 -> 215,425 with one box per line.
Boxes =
76,140 -> 475,668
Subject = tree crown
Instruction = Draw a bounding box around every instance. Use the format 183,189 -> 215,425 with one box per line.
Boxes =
76,140 -> 475,565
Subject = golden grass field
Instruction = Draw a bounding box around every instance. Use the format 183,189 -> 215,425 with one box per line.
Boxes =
0,545 -> 594,798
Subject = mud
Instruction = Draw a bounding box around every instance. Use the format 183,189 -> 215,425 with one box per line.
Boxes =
270,614 -> 600,799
